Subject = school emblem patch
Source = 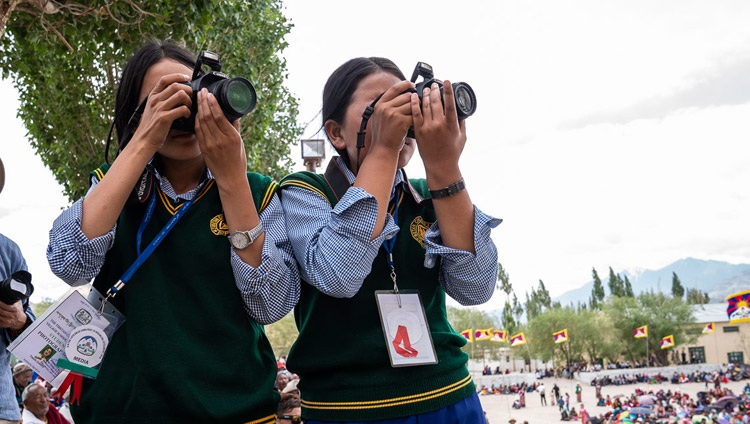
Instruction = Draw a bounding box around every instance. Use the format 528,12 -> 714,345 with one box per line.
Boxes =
210,214 -> 229,236
410,216 -> 431,248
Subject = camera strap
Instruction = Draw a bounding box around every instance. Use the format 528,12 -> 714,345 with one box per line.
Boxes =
99,188 -> 196,313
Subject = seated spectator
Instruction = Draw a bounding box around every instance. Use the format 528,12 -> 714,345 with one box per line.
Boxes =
276,393 -> 302,424
13,362 -> 33,408
276,371 -> 291,393
21,383 -> 71,424
282,378 -> 300,396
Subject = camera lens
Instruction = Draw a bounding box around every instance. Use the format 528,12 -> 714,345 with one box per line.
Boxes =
0,270 -> 33,305
212,77 -> 257,121
452,82 -> 477,121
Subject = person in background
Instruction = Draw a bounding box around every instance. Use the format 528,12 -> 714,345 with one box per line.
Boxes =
0,227 -> 36,424
280,57 -> 499,423
11,363 -> 33,410
21,383 -> 70,424
276,371 -> 291,393
46,39 -> 299,423
276,393 -> 302,424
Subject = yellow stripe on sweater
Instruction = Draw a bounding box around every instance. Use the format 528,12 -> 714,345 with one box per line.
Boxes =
260,181 -> 278,211
243,413 -> 276,424
279,180 -> 329,204
158,179 -> 215,215
301,375 -> 472,410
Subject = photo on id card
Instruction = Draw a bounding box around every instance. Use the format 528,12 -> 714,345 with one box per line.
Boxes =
375,290 -> 437,367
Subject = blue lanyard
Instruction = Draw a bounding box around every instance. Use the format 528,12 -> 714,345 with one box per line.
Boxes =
103,190 -> 196,303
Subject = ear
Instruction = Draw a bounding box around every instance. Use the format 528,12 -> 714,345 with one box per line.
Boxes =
324,119 -> 346,151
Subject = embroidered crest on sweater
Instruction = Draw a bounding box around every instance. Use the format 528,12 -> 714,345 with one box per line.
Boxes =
210,214 -> 229,236
410,216 -> 431,248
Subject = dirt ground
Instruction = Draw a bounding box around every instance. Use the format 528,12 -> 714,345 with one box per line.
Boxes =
478,377 -> 745,423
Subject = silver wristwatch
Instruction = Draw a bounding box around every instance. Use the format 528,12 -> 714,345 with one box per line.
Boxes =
228,223 -> 264,250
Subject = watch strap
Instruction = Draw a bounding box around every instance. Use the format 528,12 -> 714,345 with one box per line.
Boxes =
428,178 -> 465,199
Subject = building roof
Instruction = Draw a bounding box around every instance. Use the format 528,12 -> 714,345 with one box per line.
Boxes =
691,303 -> 728,324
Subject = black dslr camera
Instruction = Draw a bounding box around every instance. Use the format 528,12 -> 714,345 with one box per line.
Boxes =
410,62 -> 476,120
171,50 -> 257,132
0,270 -> 33,305
407,62 -> 476,138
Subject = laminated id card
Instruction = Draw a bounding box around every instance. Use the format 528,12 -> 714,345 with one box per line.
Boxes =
8,286 -> 125,386
375,290 -> 437,367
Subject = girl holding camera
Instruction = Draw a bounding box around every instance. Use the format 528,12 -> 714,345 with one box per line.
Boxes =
279,57 -> 500,423
47,40 -> 298,423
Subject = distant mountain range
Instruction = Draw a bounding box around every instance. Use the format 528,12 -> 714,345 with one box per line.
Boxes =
553,257 -> 750,307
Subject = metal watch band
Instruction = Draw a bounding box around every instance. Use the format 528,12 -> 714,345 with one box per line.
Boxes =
228,222 -> 265,249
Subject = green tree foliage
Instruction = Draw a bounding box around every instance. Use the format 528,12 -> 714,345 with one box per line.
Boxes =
525,279 -> 552,321
686,287 -> 710,304
589,267 -> 605,309
608,267 -> 625,297
623,274 -> 634,298
603,291 -> 696,365
447,306 -> 500,359
497,262 -> 511,295
264,312 -> 299,357
502,300 -> 517,333
31,297 -> 54,318
671,271 -> 685,299
576,308 -> 623,366
527,306 -> 579,365
0,1 -> 299,201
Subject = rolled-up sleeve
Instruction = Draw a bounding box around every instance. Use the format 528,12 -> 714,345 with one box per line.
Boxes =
47,198 -> 116,286
282,185 -> 398,298
424,206 -> 501,305
230,194 -> 300,325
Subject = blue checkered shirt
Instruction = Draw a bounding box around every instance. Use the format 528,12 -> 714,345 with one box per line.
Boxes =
280,157 -> 501,304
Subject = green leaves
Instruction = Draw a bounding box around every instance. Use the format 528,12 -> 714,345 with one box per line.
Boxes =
0,0 -> 300,201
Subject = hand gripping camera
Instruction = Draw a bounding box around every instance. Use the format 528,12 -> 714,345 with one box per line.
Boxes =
407,61 -> 477,138
0,270 -> 33,305
171,50 -> 257,132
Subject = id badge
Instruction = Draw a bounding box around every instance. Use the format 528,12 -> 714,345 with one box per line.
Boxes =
8,286 -> 125,386
375,290 -> 438,367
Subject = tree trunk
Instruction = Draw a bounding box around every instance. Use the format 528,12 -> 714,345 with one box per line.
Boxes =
0,0 -> 23,39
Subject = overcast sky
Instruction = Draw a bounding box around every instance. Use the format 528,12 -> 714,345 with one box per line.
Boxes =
2,1 -> 750,307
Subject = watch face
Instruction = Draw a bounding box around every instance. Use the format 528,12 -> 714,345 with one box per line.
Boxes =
229,232 -> 249,249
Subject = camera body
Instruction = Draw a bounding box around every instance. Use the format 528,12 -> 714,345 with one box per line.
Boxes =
0,270 -> 33,305
407,61 -> 476,138
410,61 -> 476,121
171,50 -> 257,132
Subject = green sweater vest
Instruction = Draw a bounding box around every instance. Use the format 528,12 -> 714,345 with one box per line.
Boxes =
77,164 -> 279,424
281,167 -> 475,421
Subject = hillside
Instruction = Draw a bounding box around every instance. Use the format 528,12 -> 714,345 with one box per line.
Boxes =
553,257 -> 750,307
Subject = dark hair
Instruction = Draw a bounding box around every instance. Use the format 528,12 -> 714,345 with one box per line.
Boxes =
277,392 -> 301,415
322,57 -> 405,158
114,39 -> 196,150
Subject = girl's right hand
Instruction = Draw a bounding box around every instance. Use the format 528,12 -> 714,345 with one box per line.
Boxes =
367,80 -> 415,155
131,73 -> 193,151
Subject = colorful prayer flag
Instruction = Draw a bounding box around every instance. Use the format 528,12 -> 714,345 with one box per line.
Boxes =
633,325 -> 648,338
474,328 -> 493,341
509,332 -> 527,347
660,335 -> 675,349
727,290 -> 750,324
702,322 -> 715,334
460,329 -> 473,343
553,329 -> 568,344
490,330 -> 507,342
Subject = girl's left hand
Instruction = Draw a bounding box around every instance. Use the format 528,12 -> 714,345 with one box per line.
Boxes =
410,80 -> 467,173
195,88 -> 247,181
